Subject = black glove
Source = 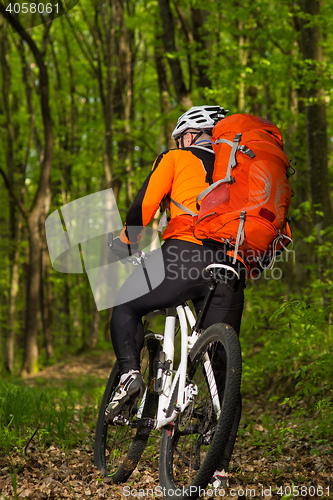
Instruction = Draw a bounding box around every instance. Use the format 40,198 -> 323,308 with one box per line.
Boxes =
111,236 -> 138,260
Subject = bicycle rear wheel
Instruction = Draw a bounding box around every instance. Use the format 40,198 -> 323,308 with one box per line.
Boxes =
94,335 -> 160,483
159,323 -> 242,500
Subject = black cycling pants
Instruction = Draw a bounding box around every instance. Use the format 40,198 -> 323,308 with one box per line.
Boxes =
110,239 -> 246,375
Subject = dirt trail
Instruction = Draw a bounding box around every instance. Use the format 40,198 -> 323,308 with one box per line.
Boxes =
0,354 -> 332,500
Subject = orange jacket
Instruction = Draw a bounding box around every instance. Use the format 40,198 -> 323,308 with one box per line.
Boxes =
120,146 -> 215,245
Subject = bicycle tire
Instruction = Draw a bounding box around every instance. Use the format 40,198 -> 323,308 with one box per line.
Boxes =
94,335 -> 160,483
159,323 -> 242,500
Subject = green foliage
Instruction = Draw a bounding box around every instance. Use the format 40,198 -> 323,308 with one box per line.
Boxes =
241,273 -> 333,454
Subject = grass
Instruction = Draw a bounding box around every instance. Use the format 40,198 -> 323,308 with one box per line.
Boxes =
0,374 -> 105,454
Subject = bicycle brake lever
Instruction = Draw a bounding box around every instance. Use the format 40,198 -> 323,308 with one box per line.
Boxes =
129,251 -> 147,265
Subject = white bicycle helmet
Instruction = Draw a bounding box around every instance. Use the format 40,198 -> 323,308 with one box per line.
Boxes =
171,105 -> 228,140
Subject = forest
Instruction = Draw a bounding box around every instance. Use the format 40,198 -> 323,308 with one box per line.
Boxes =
0,0 -> 332,498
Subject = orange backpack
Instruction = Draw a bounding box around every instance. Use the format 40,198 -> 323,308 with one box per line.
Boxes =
193,113 -> 293,268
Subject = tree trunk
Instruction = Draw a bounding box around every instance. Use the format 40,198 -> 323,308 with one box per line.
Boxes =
157,0 -> 192,107
112,0 -> 136,204
101,1 -> 114,189
0,21 -> 19,372
0,6 -> 54,376
154,35 -> 174,149
190,7 -> 212,92
22,215 -> 43,376
285,83 -> 313,293
238,24 -> 249,112
6,217 -> 22,373
82,307 -> 101,351
40,231 -> 54,361
74,0 -> 114,189
104,309 -> 112,342
294,0 -> 332,312
296,0 -> 333,232
64,281 -> 72,346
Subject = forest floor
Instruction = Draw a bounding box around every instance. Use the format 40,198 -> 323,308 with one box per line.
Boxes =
0,352 -> 332,500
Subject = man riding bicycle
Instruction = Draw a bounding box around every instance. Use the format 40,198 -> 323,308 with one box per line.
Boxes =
106,105 -> 247,486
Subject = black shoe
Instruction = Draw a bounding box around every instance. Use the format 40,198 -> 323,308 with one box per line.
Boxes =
105,371 -> 145,423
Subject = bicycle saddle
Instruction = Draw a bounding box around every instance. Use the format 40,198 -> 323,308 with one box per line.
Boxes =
205,263 -> 239,282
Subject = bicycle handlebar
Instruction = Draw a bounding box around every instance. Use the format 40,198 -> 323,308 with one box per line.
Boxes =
107,231 -> 148,265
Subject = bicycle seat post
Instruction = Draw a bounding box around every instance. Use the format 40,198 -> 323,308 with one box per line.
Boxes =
194,273 -> 219,332
194,264 -> 239,333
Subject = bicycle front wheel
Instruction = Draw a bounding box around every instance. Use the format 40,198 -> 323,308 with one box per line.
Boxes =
159,323 -> 242,500
94,335 -> 160,483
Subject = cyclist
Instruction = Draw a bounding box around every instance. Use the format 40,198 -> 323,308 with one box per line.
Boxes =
106,105 -> 247,486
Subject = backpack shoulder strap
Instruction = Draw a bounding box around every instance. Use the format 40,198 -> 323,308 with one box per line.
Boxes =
196,178 -> 226,205
170,198 -> 197,216
196,133 -> 255,207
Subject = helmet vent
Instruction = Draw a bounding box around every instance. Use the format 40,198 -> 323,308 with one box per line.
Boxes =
171,105 -> 228,140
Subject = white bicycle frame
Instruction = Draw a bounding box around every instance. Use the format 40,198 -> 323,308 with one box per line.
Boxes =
134,261 -> 238,430
138,303 -> 220,430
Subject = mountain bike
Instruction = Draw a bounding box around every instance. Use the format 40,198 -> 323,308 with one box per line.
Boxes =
94,253 -> 242,500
